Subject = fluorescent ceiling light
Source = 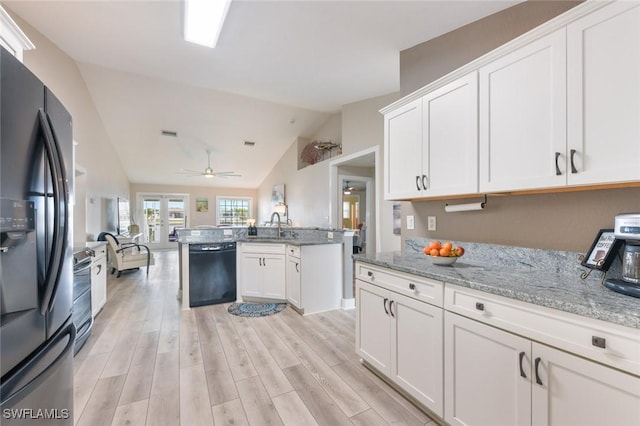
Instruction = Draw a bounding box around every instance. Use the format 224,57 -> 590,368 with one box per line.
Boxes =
184,0 -> 231,48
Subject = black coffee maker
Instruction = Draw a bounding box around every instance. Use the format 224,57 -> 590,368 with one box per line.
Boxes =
604,213 -> 640,298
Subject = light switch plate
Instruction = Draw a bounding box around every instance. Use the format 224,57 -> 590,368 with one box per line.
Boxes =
407,215 -> 415,230
428,216 -> 437,231
327,231 -> 334,239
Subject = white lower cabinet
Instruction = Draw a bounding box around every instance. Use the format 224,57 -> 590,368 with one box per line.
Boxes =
90,244 -> 107,318
285,244 -> 342,314
532,342 -> 640,426
445,311 -> 640,426
444,311 -> 531,426
286,254 -> 301,308
356,279 -> 444,417
239,243 -> 285,300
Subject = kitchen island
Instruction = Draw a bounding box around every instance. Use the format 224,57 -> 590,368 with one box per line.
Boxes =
176,227 -> 348,313
353,237 -> 640,426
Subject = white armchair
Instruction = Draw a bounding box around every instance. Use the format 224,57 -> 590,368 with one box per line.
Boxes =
98,232 -> 155,277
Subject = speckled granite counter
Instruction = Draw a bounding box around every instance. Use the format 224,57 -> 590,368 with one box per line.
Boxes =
176,227 -> 344,246
354,238 -> 640,330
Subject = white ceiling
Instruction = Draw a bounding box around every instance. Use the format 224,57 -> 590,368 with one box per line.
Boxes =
6,0 -> 520,188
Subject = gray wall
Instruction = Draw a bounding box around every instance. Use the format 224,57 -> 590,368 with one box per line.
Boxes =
397,0 -> 640,253
400,1 -> 582,95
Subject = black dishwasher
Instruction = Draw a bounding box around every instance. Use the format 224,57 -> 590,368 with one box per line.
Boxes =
188,242 -> 237,307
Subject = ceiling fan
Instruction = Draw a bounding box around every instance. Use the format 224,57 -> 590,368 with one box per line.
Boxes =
179,150 -> 241,179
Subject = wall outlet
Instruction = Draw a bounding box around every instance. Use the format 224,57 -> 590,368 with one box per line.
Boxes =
327,231 -> 334,239
223,229 -> 233,236
406,215 -> 415,230
428,216 -> 437,231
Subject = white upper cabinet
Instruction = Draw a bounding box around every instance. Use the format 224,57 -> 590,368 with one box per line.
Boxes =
0,6 -> 35,62
479,29 -> 567,192
384,73 -> 478,200
423,72 -> 478,197
566,2 -> 640,185
384,98 -> 423,199
383,1 -> 640,199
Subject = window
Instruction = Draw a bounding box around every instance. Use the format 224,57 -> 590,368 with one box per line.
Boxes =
216,197 -> 251,226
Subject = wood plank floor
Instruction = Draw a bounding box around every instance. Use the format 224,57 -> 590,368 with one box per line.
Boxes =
73,250 -> 436,426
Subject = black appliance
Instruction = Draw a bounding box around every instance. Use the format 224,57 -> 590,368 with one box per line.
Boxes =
72,248 -> 94,354
1,47 -> 75,424
189,242 -> 237,307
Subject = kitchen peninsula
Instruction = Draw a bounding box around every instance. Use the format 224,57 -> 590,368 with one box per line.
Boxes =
176,227 -> 349,314
353,237 -> 640,425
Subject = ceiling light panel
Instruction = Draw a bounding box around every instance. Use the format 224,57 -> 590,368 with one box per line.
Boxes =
184,0 -> 231,48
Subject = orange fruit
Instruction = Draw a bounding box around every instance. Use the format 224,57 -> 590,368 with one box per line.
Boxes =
423,246 -> 430,255
440,247 -> 451,257
429,241 -> 442,250
429,248 -> 440,256
442,242 -> 453,250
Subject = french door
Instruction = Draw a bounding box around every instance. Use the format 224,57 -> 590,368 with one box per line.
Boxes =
137,194 -> 188,250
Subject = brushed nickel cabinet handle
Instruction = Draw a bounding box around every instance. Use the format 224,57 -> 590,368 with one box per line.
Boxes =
415,176 -> 421,191
555,152 -> 562,176
592,336 -> 606,349
409,283 -> 415,290
383,298 -> 389,315
475,302 -> 485,311
519,351 -> 527,378
534,357 -> 543,385
570,149 -> 578,174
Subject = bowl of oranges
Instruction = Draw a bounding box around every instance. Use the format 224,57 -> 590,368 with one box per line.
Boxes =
423,241 -> 465,266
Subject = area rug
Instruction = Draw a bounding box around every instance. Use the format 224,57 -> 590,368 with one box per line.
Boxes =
227,302 -> 287,317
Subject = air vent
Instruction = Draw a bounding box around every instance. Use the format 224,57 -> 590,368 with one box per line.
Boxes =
161,130 -> 178,137
243,141 -> 256,147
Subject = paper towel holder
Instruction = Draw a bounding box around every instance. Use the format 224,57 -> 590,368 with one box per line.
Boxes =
445,194 -> 487,213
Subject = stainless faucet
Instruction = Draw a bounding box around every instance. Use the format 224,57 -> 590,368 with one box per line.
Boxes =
270,212 -> 283,238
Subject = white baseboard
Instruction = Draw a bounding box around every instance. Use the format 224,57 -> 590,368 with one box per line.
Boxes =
341,298 -> 355,310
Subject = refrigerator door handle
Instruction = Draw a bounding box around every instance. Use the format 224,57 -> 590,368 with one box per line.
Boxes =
0,322 -> 75,405
37,109 -> 69,314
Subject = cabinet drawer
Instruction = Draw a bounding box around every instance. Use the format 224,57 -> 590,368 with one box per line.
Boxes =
287,245 -> 300,258
240,243 -> 285,254
445,284 -> 640,376
355,262 -> 443,308
93,244 -> 107,259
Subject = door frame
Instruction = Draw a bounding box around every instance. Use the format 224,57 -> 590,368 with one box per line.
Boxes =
135,192 -> 189,250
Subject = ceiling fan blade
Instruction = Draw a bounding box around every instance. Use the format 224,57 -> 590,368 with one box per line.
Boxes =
214,172 -> 242,177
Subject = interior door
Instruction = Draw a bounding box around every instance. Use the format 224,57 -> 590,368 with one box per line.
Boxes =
139,194 -> 187,250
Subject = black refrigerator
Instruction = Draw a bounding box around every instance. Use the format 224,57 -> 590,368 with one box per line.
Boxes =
1,46 -> 75,424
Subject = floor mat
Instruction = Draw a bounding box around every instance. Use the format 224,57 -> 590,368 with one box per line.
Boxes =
227,302 -> 287,317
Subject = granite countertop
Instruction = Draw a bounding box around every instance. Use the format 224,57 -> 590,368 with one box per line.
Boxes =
354,245 -> 640,330
73,240 -> 106,254
176,227 -> 346,246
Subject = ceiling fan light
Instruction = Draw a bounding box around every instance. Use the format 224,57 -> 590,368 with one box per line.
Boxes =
184,0 -> 231,48
204,173 -> 214,178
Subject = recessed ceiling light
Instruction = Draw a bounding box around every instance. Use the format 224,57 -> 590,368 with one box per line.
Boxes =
184,0 -> 232,48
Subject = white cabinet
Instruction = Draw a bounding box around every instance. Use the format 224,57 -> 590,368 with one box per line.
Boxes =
445,311 -> 640,426
421,72 -> 478,197
566,2 -> 640,186
286,244 -> 342,314
239,243 -> 285,300
531,342 -> 640,426
384,73 -> 478,200
444,311 -> 531,426
91,243 -> 107,318
0,6 -> 34,62
479,29 -> 567,192
355,265 -> 444,416
384,98 -> 423,199
286,246 -> 301,309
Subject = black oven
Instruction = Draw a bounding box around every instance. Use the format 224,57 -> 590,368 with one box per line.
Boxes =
72,248 -> 93,354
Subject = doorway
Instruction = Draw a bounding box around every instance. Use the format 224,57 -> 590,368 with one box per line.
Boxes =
340,176 -> 372,253
137,193 -> 189,250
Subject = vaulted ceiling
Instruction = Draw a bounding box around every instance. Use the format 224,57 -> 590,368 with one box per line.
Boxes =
6,1 -> 520,188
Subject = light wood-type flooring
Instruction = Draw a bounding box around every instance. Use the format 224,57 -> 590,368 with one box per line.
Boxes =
72,249 -> 436,425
